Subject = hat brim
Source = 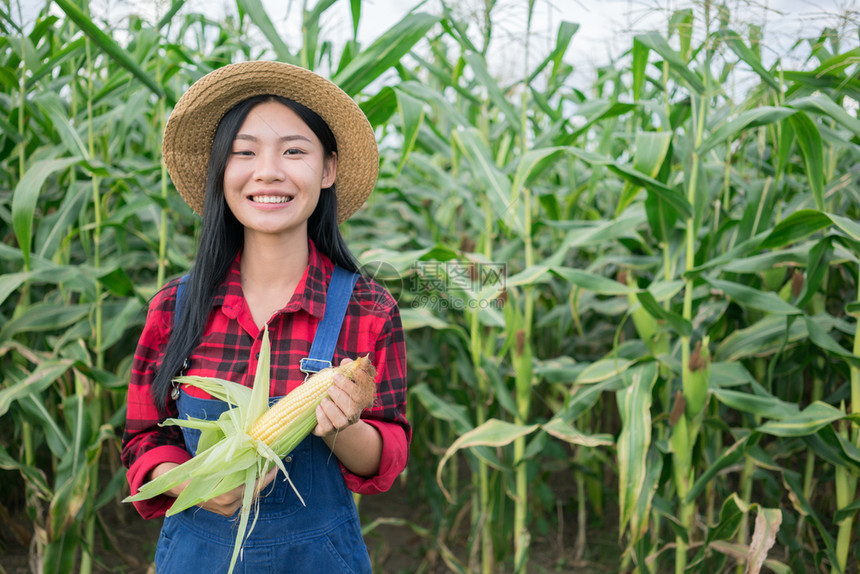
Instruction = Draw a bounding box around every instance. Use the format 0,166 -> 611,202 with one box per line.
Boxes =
163,61 -> 378,224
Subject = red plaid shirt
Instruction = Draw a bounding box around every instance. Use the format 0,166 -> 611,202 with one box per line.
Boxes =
121,241 -> 410,519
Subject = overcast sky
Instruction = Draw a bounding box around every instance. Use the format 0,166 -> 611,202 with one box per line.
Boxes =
18,0 -> 860,88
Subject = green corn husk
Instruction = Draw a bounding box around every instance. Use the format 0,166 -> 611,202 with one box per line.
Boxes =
124,327 -> 314,574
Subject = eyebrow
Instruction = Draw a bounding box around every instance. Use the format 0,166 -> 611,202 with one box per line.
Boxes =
233,134 -> 313,143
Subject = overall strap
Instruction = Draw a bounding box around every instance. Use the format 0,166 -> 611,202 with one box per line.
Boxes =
174,274 -> 190,324
299,265 -> 359,374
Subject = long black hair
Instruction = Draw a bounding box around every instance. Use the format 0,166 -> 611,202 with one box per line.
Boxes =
152,95 -> 359,411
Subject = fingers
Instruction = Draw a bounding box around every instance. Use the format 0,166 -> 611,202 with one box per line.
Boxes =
200,466 -> 280,516
255,466 -> 278,495
311,358 -> 376,438
338,357 -> 375,386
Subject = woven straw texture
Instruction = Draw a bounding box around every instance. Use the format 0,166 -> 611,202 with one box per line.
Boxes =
163,61 -> 378,223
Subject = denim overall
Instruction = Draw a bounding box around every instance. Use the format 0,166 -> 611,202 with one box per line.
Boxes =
153,267 -> 371,574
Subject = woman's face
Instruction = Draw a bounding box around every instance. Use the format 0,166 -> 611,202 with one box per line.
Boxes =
223,100 -> 337,240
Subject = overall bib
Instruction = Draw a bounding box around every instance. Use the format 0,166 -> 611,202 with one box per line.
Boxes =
154,267 -> 371,574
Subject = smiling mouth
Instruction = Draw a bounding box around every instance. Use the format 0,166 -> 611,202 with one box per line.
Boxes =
251,195 -> 293,204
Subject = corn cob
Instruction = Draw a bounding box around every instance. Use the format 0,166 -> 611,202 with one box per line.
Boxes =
249,356 -> 375,446
682,337 -> 710,419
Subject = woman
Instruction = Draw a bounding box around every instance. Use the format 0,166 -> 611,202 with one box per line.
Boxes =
121,61 -> 409,573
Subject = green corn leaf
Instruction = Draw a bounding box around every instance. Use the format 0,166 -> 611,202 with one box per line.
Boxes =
558,101 -> 639,145
635,31 -> 705,93
394,88 -> 425,175
562,148 -> 691,219
834,498 -> 860,523
511,146 -> 567,197
616,131 -> 673,216
359,86 -> 397,127
631,36 -> 649,100
803,316 -> 860,369
24,394 -> 70,457
712,388 -> 800,420
301,0 -> 338,69
398,307 -> 458,331
575,358 -> 633,384
781,470 -> 839,568
125,452 -> 208,502
551,266 -> 634,295
333,12 -> 440,96
0,302 -> 90,338
12,156 -> 80,269
541,417 -> 613,448
636,290 -> 692,337
709,361 -> 758,388
790,94 -> 860,140
699,106 -> 796,156
562,378 -> 626,423
686,433 -> 756,503
759,208 -> 832,249
505,265 -> 549,288
527,20 -> 578,84
436,419 -> 540,502
802,425 -> 860,472
48,463 -> 89,541
463,51 -> 520,133
722,247 -> 806,274
0,442 -> 51,498
704,277 -> 801,315
629,446 -> 662,543
25,37 -> 84,88
616,363 -> 657,539
719,28 -> 780,90
559,206 -> 648,248
454,128 -> 524,235
686,233 -> 768,276
34,94 -> 89,159
787,111 -> 825,210
53,0 -> 165,100
349,0 -> 361,38
687,493 -> 748,570
714,314 -> 809,362
0,359 -> 74,416
236,0 -> 295,64
826,211 -> 860,244
156,0 -> 186,30
757,401 -> 844,437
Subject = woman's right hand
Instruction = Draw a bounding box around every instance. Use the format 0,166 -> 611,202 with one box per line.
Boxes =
149,463 -> 279,517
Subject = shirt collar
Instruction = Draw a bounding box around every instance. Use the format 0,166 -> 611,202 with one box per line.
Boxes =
215,240 -> 333,320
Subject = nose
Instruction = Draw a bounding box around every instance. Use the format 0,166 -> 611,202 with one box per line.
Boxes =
254,149 -> 285,182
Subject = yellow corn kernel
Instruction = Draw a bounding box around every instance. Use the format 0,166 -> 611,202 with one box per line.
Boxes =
248,356 -> 372,445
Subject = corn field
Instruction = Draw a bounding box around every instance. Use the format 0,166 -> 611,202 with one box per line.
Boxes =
1,0 -> 859,572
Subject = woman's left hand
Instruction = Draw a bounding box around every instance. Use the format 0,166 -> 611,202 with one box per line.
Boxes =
312,357 -> 376,438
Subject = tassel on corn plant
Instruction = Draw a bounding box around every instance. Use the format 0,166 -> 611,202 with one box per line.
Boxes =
124,327 -> 376,574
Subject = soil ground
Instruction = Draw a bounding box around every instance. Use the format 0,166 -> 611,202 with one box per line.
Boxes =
0,477 -> 621,574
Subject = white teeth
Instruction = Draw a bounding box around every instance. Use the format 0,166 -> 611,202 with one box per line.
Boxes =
252,195 -> 292,204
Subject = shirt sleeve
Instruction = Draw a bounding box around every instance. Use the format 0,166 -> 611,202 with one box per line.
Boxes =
342,303 -> 411,494
120,283 -> 190,519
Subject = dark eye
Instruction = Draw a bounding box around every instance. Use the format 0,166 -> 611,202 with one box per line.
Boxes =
285,148 -> 305,156
231,150 -> 254,156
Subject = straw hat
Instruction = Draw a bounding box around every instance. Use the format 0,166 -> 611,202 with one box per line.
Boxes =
163,61 -> 378,224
